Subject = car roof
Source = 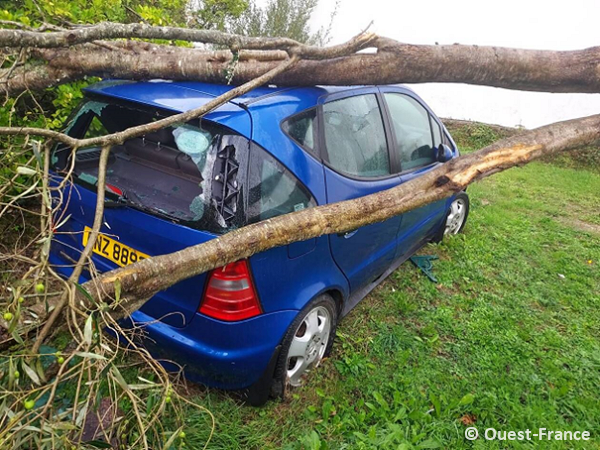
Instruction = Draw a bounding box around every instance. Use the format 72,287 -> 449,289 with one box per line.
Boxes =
82,80 -> 405,114
84,80 -> 348,111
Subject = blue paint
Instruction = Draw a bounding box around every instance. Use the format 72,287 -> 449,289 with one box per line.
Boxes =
51,81 -> 461,391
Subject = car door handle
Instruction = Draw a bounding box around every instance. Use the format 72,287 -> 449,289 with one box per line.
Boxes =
337,229 -> 358,239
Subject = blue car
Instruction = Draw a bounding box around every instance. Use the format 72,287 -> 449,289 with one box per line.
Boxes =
50,81 -> 469,405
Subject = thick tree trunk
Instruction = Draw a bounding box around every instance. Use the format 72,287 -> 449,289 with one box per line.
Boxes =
87,114 -> 600,319
3,38 -> 600,95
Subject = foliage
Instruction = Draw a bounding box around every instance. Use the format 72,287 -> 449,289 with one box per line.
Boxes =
446,120 -> 600,174
229,0 -> 337,45
0,0 -> 188,25
188,0 -> 249,30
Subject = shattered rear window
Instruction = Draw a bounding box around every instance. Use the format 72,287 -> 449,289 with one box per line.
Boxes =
53,100 -> 249,234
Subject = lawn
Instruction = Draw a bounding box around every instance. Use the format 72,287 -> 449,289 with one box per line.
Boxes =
172,123 -> 600,449
4,123 -> 597,449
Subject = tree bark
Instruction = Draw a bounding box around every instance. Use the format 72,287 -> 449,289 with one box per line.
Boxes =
3,37 -> 600,96
86,114 -> 600,319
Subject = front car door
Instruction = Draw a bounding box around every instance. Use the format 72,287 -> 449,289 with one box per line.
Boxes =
378,87 -> 450,257
319,89 -> 402,301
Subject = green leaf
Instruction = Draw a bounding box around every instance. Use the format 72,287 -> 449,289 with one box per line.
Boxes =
418,439 -> 442,449
75,283 -> 94,304
74,352 -> 106,360
11,330 -> 24,345
459,393 -> 475,406
110,365 -> 129,392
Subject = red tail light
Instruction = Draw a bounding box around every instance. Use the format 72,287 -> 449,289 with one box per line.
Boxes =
199,260 -> 262,321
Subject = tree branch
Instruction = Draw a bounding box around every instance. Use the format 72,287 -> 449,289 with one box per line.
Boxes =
82,114 -> 600,318
7,38 -> 597,96
0,21 -> 303,50
31,146 -> 110,355
0,31 -> 377,146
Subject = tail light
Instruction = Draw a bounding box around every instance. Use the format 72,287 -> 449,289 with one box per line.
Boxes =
199,260 -> 262,321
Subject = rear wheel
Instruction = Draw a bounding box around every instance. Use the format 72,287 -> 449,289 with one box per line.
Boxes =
272,294 -> 337,397
444,192 -> 469,235
432,192 -> 470,243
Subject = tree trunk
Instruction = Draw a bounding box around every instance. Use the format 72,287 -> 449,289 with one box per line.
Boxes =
3,38 -> 600,95
87,114 -> 600,319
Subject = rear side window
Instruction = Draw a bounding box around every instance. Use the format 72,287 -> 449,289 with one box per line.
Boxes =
247,143 -> 316,223
54,100 -> 249,234
384,93 -> 436,172
322,94 -> 390,178
282,109 -> 316,153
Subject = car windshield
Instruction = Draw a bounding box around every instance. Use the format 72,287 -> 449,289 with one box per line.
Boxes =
52,99 -> 248,234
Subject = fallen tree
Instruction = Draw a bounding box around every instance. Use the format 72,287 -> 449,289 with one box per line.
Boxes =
2,23 -> 600,95
1,19 -> 599,449
41,114 -> 600,318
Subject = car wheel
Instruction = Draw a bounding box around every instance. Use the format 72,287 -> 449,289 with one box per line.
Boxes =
431,191 -> 470,243
444,192 -> 470,235
271,294 -> 338,397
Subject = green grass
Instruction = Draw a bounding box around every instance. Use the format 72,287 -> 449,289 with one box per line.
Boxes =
160,124 -> 600,449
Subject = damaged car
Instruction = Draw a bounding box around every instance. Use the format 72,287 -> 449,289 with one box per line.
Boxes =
50,80 -> 469,405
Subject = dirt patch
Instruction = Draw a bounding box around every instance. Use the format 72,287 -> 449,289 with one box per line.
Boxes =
556,217 -> 600,235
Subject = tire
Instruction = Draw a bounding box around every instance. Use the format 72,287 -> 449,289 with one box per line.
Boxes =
271,294 -> 338,398
433,191 -> 470,242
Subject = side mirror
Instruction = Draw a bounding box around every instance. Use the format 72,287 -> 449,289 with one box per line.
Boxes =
437,144 -> 453,163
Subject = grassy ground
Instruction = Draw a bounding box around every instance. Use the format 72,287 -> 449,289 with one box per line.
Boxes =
4,122 -> 597,448
169,122 -> 600,449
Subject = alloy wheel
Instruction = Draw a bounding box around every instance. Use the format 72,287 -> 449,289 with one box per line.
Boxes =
445,198 -> 467,235
286,306 -> 332,387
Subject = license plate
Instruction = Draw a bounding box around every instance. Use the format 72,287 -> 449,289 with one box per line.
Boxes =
82,226 -> 150,267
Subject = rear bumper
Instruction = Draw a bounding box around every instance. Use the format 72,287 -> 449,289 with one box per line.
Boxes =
127,309 -> 297,389
49,252 -> 297,390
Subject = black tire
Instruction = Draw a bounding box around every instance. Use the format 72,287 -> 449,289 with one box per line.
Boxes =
432,191 -> 470,243
271,294 -> 338,398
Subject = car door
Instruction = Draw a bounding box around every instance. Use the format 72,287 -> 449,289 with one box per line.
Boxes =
320,89 -> 402,297
378,88 -> 449,257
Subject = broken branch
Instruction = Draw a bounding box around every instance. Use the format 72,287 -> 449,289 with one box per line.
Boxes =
84,114 -> 600,316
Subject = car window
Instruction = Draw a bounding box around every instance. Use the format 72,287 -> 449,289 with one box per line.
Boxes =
84,116 -> 109,139
53,100 -> 249,234
247,143 -> 316,223
282,109 -> 316,153
430,116 -> 442,149
384,93 -> 436,172
322,94 -> 390,178
443,131 -> 454,150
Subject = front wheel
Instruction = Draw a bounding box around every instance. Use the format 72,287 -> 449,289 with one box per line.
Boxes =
271,294 -> 338,397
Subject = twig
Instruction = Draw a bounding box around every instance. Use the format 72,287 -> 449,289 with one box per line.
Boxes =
31,146 -> 110,355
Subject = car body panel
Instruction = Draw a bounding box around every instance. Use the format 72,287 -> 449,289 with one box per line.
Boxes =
49,80 -> 461,390
50,178 -> 214,328
323,166 -> 402,293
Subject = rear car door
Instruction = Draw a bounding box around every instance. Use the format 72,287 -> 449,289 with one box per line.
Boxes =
379,88 -> 449,256
320,90 -> 402,296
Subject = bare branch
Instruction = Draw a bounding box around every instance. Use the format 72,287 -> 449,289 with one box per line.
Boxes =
81,114 -> 600,315
31,146 -> 110,355
0,21 -> 378,58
